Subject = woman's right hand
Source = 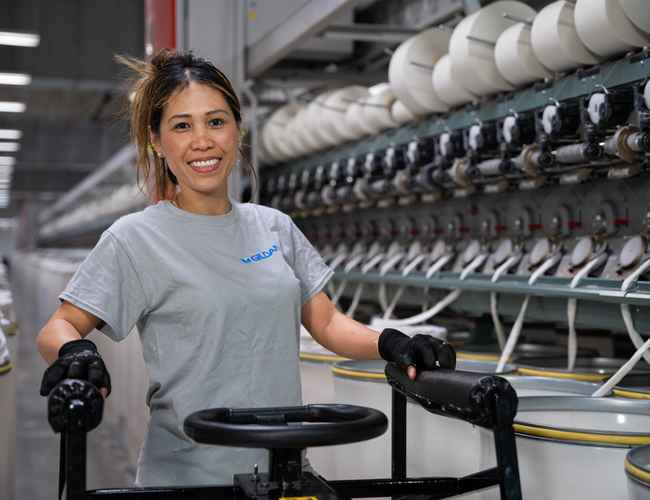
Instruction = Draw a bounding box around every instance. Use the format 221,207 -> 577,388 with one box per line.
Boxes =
39,338 -> 111,397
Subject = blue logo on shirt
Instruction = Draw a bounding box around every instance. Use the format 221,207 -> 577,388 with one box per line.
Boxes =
240,244 -> 279,264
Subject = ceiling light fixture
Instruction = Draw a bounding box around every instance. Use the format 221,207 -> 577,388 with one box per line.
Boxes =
0,72 -> 31,86
0,142 -> 19,153
0,102 -> 26,113
0,130 -> 22,140
0,31 -> 40,47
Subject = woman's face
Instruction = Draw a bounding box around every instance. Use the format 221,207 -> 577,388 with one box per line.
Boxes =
152,81 -> 239,204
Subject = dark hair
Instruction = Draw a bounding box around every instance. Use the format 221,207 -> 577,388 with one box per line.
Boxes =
117,49 -> 255,202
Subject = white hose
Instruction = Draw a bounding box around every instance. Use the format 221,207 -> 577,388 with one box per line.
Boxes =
496,253 -> 561,373
378,252 -> 406,311
327,250 -> 350,297
332,253 -> 366,306
592,335 -> 650,398
345,253 -> 388,317
490,255 -> 521,350
383,254 -> 427,319
566,254 -> 607,372
378,253 -> 487,327
620,258 -> 650,365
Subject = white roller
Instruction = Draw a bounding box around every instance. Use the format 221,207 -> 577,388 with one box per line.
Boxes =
620,0 -> 650,35
574,0 -> 650,58
391,100 -> 417,125
305,92 -> 338,150
262,103 -> 302,162
531,1 -> 601,72
388,28 -> 450,115
320,86 -> 369,144
449,1 -> 536,96
344,99 -> 370,140
287,106 -> 320,157
432,54 -> 478,106
359,83 -> 398,135
495,22 -> 552,86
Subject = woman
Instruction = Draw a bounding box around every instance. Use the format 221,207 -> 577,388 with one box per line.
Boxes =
36,49 -> 454,487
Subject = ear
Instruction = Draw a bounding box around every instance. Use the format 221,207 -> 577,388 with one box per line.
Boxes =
149,128 -> 163,157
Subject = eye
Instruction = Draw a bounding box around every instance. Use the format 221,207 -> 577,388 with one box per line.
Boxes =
209,117 -> 225,127
172,122 -> 190,130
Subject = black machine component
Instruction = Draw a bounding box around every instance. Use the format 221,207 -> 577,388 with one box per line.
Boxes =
48,367 -> 522,500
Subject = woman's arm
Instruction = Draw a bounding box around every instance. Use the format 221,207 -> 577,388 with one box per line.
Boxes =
37,301 -> 102,364
301,291 -> 380,360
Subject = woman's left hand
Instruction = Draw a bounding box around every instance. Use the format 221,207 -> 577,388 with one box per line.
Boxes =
378,328 -> 456,380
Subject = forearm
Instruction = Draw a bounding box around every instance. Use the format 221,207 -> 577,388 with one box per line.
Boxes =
315,309 -> 381,360
37,319 -> 83,364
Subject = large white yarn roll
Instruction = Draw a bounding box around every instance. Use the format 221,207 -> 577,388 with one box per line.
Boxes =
531,1 -> 601,72
262,103 -> 302,162
495,22 -> 552,86
305,92 -> 338,150
391,100 -> 417,125
286,107 -> 317,157
449,1 -> 536,96
432,54 -> 478,106
319,86 -> 369,144
620,0 -> 650,35
388,28 -> 450,115
344,99 -> 370,140
574,0 -> 650,58
359,83 -> 398,134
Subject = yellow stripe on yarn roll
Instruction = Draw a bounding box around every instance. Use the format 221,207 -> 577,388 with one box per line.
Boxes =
331,366 -> 386,380
514,423 -> 650,446
516,367 -> 607,382
613,388 -> 650,400
299,352 -> 348,363
625,457 -> 650,485
457,351 -> 501,362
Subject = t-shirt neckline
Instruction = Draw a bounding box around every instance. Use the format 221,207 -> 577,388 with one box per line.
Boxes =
158,199 -> 239,227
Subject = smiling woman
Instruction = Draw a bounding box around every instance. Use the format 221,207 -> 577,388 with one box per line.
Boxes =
35,49 -> 451,490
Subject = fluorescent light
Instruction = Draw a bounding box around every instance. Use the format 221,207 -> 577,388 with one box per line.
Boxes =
0,31 -> 40,47
0,102 -> 26,113
0,143 -> 19,153
0,130 -> 21,140
0,72 -> 31,86
0,157 -> 15,167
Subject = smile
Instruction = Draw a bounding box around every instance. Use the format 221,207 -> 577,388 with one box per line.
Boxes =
188,157 -> 221,173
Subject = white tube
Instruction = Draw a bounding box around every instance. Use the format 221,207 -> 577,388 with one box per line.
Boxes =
496,253 -> 561,372
619,258 -> 650,365
378,253 -> 486,327
490,255 -> 521,350
378,252 -> 406,312
592,335 -> 650,397
333,253 -> 371,306
566,254 -> 607,371
383,254 -> 427,320
346,253 -> 388,317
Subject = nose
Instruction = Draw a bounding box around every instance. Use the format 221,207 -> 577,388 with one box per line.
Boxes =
190,125 -> 214,150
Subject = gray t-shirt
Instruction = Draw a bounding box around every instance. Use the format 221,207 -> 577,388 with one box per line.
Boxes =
60,200 -> 333,487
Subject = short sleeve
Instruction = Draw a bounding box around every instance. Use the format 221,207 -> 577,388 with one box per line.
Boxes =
282,215 -> 333,304
59,230 -> 148,341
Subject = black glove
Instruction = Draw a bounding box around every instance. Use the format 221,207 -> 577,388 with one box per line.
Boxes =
40,339 -> 111,397
378,329 -> 456,372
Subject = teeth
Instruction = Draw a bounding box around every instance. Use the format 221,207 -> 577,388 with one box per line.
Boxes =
190,158 -> 219,168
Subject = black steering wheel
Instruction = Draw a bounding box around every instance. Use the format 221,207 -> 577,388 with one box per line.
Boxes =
184,404 -> 388,449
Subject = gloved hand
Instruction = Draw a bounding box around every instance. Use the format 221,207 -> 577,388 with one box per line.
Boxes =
40,339 -> 111,397
378,329 -> 456,379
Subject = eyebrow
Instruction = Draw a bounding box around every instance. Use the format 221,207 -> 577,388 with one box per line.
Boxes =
167,109 -> 229,122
